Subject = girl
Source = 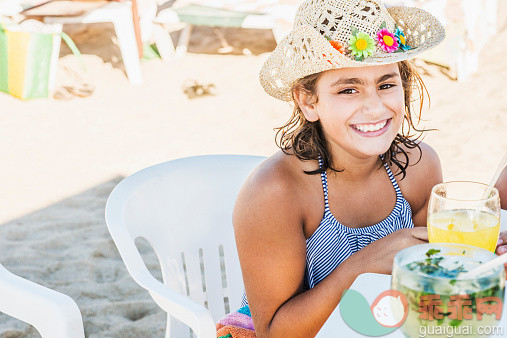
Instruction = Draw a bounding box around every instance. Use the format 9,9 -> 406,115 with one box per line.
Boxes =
220,1 -> 445,336
494,165 -> 507,211
494,164 -> 507,256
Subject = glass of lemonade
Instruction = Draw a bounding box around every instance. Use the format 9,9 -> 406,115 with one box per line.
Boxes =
392,243 -> 505,338
427,181 -> 501,252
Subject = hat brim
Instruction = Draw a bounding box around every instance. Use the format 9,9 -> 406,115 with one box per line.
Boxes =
259,6 -> 446,101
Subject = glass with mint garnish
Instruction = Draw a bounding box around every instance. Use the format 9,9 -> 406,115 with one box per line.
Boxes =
392,243 -> 505,338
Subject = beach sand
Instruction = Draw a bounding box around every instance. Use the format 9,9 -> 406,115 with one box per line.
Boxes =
0,1 -> 506,336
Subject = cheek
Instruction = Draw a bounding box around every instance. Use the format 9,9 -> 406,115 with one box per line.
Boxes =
385,91 -> 406,119
394,104 -> 405,120
316,103 -> 344,128
391,107 -> 405,131
318,98 -> 355,124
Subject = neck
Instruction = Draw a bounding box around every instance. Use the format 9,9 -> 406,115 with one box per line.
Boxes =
327,145 -> 384,182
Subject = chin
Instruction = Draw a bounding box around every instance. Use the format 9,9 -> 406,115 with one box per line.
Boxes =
354,138 -> 395,158
357,149 -> 390,159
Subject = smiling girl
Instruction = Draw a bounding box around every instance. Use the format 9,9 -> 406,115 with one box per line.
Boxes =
220,1 -> 446,337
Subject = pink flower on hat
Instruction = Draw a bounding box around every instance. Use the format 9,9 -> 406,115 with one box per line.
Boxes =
376,28 -> 399,53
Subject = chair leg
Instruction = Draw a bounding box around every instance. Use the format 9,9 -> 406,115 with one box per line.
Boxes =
165,314 -> 171,338
153,24 -> 175,61
112,6 -> 143,84
175,24 -> 192,57
165,313 -> 199,337
48,24 -> 63,95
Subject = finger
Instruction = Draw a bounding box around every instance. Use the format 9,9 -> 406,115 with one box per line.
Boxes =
496,245 -> 507,255
497,232 -> 507,247
410,227 -> 429,242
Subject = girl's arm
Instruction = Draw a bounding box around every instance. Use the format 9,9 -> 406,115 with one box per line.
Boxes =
494,166 -> 507,210
494,166 -> 507,256
234,163 -> 428,337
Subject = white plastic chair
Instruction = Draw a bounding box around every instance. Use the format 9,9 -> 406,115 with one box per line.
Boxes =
105,154 -> 266,337
0,262 -> 85,338
42,1 -> 143,84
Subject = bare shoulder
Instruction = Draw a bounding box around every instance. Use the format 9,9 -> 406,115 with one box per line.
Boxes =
399,141 -> 441,179
494,166 -> 507,210
393,141 -> 443,226
233,150 -> 306,235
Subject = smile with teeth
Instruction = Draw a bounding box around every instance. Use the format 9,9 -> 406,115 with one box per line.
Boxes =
351,119 -> 389,133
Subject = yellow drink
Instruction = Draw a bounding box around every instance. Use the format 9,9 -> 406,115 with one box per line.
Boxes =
428,210 -> 500,252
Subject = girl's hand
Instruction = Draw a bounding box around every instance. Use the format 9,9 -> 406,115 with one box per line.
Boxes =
356,227 -> 429,275
495,232 -> 507,277
496,231 -> 507,255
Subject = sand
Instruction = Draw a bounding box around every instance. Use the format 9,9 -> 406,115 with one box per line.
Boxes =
0,1 -> 506,337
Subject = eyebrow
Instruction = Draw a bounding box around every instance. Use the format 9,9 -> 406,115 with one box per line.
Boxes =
330,72 -> 400,87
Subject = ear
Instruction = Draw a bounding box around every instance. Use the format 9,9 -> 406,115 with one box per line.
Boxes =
293,87 -> 319,122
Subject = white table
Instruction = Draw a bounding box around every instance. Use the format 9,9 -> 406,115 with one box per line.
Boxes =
317,209 -> 507,337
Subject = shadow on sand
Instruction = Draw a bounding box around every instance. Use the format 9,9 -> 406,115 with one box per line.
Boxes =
0,177 -> 166,337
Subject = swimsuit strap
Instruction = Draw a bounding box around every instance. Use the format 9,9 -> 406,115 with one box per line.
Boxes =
318,157 -> 331,212
383,161 -> 403,197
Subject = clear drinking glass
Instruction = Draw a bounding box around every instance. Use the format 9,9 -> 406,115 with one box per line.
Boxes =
427,181 -> 501,252
392,243 -> 505,338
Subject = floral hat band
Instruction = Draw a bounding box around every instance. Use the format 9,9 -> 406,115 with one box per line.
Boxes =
259,0 -> 446,101
330,22 -> 410,62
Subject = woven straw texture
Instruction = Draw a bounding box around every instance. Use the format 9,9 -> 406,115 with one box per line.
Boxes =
260,0 -> 446,101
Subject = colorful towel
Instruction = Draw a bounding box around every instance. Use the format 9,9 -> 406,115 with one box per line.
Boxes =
216,305 -> 256,338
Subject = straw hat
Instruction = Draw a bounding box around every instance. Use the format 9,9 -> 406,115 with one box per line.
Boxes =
260,0 -> 445,101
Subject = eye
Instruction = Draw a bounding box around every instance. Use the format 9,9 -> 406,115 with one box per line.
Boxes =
338,88 -> 358,95
379,83 -> 396,90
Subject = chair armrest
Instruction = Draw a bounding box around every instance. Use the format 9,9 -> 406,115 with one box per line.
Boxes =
106,221 -> 216,338
145,275 -> 217,338
0,264 -> 85,338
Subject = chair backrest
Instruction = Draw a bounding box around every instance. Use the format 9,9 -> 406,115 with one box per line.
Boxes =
105,155 -> 265,335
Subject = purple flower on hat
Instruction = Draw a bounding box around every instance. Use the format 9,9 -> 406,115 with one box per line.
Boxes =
376,28 -> 399,53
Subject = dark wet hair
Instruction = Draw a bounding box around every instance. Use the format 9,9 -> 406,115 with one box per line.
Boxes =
274,60 -> 428,179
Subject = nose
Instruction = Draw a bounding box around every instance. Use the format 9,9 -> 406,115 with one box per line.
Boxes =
361,90 -> 385,117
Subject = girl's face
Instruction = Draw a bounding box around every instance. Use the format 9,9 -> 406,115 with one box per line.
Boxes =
302,63 -> 405,160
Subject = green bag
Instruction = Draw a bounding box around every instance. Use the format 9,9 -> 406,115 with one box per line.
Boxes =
0,21 -> 82,100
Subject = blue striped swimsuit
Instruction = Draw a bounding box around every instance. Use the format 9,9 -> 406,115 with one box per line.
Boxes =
240,158 -> 414,306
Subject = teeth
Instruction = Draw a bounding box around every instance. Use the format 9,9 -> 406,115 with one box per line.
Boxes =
353,120 -> 388,132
